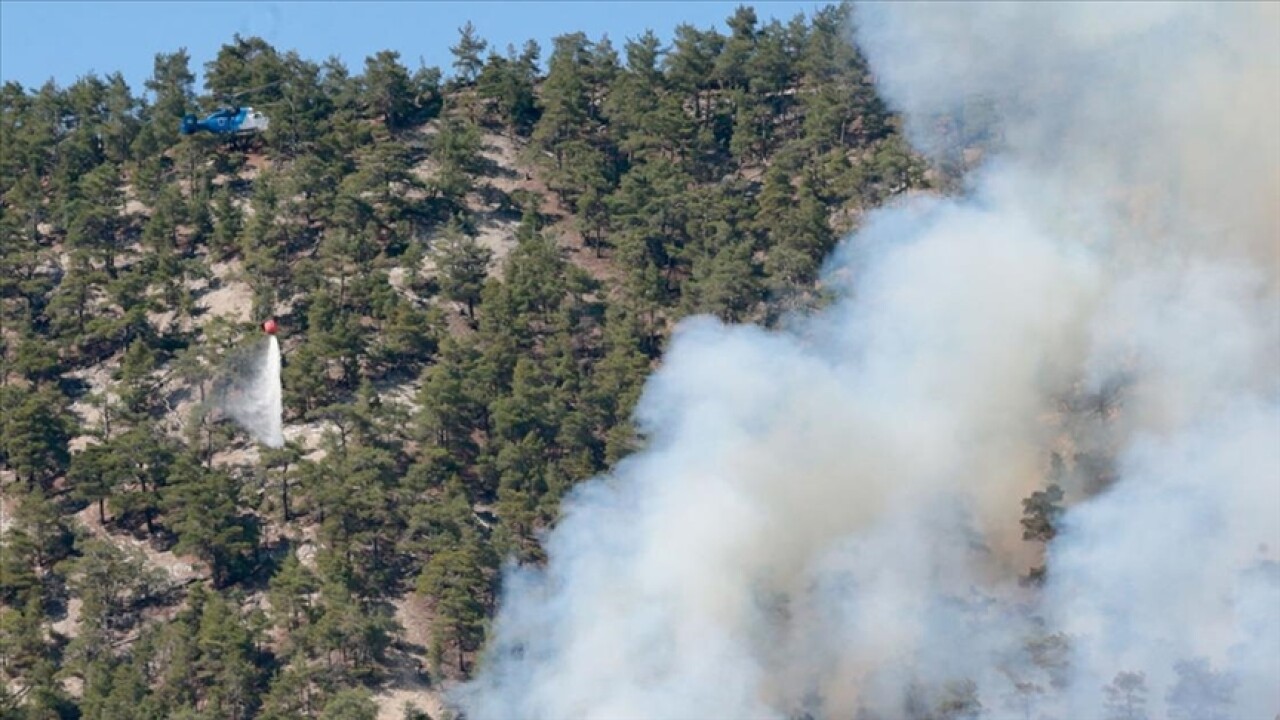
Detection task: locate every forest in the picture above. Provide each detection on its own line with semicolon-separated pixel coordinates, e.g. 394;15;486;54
0;5;936;718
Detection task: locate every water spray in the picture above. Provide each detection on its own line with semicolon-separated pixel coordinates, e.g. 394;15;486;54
212;319;285;448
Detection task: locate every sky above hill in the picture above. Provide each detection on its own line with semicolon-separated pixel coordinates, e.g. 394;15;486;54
1;1;823;94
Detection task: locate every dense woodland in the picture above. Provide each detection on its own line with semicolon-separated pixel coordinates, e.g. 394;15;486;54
0;5;1233;720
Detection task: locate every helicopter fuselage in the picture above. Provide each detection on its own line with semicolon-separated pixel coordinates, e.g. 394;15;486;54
180;106;270;136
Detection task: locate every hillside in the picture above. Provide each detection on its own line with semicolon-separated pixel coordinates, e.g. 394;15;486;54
0;6;941;719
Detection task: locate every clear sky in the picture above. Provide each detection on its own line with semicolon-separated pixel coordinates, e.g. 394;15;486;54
1;1;830;95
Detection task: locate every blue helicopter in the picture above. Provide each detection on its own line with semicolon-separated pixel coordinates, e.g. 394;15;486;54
180;80;283;137
180;105;271;136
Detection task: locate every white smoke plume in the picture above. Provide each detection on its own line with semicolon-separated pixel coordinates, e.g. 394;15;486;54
211;336;284;448
458;3;1279;719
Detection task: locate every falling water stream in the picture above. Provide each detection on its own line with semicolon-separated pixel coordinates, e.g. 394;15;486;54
216;335;284;448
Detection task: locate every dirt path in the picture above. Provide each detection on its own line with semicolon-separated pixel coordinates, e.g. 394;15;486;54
373;594;452;720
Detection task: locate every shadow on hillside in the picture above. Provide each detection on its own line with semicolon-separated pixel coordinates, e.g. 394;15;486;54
58;375;91;401
478;147;521;181
475;184;522;219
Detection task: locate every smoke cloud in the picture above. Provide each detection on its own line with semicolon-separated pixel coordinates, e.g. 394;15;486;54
459;4;1279;719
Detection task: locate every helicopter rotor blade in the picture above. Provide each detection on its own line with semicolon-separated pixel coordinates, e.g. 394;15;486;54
223;78;286;102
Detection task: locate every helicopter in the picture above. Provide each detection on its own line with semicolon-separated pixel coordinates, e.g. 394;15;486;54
180;105;270;136
179;80;284;138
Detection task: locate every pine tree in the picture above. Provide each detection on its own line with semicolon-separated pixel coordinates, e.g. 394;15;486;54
363;50;415;130
0;588;46;677
320;688;379;720
532;32;594;171
451;22;489;86
203;34;285;106
65;161;126;277
166;458;260;587
312;445;404;598
432;219;492;319
1166;658;1236;720
0;523;43;608
429;115;484;210
66;538;165;640
414;337;487;469
1103;671;1149;720
268;552;319;636
716;6;759;92
665;24;723;121
310;578;398;677
936;678;983;719
686;237;761;322
105;423;175;536
417;540;492;675
476;40;541;137
193;589;265;719
143;49;196;148
1021;482;1065;584
96;660;152;720
1;385;74;488
67;442;129;524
